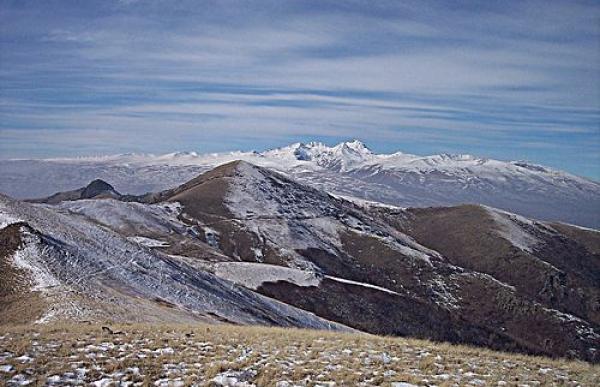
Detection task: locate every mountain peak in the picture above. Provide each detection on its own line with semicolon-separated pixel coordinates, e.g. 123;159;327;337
86;178;114;189
261;140;373;171
334;139;371;153
217;159;258;174
332;139;372;159
29;178;120;204
81;179;118;199
180;160;258;186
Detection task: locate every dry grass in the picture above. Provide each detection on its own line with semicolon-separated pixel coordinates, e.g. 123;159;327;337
0;323;598;386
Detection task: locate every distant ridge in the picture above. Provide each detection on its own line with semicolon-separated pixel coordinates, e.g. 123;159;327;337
4;140;599;227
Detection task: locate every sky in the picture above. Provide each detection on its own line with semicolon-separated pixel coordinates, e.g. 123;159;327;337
0;0;599;179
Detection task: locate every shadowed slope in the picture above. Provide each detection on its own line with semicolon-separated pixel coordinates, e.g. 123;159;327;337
399;205;600;325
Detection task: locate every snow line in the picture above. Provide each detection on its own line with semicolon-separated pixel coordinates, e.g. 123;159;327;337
324;275;400;295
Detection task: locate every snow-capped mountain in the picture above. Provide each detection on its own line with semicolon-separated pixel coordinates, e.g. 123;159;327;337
1;140;598;227
262;139;375;171
6;161;599;361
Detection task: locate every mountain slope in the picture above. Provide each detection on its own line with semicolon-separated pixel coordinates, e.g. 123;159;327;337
0;222;48;325
5;161;600;361
0;194;350;330
41;161;599;361
397;204;600;326
4;140;598;227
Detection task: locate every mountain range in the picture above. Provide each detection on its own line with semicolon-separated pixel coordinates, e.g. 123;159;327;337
1;159;599;362
1;140;598;228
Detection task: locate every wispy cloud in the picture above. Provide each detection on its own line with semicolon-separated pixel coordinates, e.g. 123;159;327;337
0;0;598;178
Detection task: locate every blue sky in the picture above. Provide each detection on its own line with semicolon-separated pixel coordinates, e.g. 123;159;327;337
1;0;599;179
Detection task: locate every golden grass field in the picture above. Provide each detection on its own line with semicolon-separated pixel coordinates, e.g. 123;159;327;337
0;323;598;386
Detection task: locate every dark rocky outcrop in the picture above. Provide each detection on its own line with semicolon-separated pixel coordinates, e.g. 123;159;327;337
30;179;120;204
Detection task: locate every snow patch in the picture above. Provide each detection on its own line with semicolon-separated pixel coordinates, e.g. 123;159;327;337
459;272;517;292
485;207;542;253
10;229;60;291
127;236;170;247
211;370;256;387
332;193;405;210
427;275;460;310
324;275;399;295
214;262;320;290
555;222;600;233
215;262;402;296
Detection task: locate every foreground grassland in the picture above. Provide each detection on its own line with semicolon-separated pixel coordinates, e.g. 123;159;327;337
0;323;598;386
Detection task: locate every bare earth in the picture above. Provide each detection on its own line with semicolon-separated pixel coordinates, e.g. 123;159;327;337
0;323;598;386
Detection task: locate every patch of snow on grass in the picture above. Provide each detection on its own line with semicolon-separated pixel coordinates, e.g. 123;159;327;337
11;229;60;291
555;222;600;233
485;206;542;253
324;275;399;295
14;355;33;363
459;272;517;292
426;275;460;310
214;262;320;290
332;193;405;210
217;262;405;297
127;236;170;247
543;308;600;341
91;378;115;387
211;370;256;387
